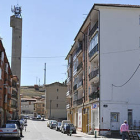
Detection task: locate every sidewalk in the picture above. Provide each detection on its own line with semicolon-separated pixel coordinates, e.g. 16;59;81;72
73;130;104;138
73;130;122;139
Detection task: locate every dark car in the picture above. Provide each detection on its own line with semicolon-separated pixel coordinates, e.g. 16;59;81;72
63;123;76;134
7;120;23;137
56;122;61;131
50;120;57;129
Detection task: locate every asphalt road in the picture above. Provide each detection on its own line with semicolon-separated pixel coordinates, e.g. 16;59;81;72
1;119;122;140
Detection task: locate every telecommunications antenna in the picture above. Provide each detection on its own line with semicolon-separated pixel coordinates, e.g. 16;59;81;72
11;4;22;18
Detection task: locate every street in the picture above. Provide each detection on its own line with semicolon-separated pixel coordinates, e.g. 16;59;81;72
17;120;121;140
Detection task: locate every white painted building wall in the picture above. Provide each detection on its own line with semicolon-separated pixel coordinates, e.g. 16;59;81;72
99;6;140;135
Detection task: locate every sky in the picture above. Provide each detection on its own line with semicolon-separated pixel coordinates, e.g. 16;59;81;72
0;0;140;86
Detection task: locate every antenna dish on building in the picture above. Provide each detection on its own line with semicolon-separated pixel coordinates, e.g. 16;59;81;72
11;4;22;18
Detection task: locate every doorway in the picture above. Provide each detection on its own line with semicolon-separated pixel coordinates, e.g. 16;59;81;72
110;112;120;130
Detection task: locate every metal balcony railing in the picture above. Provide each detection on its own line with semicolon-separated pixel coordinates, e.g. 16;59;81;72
89;90;99;101
67;77;71;84
73;84;77;91
77;97;83;105
89;21;98;38
76;44;82;55
66;104;70;109
11;104;17;109
12;94;17;99
77;80;83;88
88;44;98;58
77;62;83;72
89;69;99;81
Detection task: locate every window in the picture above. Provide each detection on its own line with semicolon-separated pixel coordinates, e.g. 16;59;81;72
57;96;58;99
57;89;58;92
57;104;58;108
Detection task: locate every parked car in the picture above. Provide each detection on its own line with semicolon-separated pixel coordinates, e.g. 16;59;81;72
47;120;55;127
60;120;71;132
0;123;20;139
7;120;23;137
37;115;41;119
50;120;57;129
62;123;76;134
56;122;61;131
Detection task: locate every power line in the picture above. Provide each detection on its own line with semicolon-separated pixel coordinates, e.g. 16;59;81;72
112;64;140;88
8;56;66;59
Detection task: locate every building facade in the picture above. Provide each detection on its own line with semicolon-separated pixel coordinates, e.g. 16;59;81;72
21;98;36;115
0;40;12;126
44;82;67;119
11;76;19;119
34;101;45;117
66;4;140;135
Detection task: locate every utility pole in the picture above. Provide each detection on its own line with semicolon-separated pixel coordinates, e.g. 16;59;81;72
44;63;46;85
50;100;52;119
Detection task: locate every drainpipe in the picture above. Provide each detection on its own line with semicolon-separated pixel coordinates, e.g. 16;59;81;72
94;8;101;136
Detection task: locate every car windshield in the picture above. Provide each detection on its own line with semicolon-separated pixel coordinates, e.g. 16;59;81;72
52;121;57;124
6;124;16;128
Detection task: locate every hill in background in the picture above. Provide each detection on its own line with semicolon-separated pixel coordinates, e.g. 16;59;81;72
20;86;45;98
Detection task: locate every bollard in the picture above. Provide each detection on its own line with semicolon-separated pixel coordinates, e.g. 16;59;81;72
95;130;97;138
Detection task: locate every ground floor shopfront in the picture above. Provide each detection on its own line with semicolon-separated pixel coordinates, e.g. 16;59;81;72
67;101;99;134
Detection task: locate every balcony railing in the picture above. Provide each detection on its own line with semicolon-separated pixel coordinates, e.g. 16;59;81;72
76;44;82;55
11;104;17;109
89;90;99;101
12;94;17;99
73;84;77;91
89;69;99;81
77;80;83;88
77;62;83;72
73;100;77;106
77;97;83;105
66;104;70;109
67;77;71;84
66;91;71;97
88;44;98;58
89;21;98;38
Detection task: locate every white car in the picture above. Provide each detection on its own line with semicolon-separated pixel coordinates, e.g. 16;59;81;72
0;124;20;139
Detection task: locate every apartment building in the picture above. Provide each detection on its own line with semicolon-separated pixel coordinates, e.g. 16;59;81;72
34;101;45;117
0;40;12;126
44;82;67;119
21;98;36;115
66;4;140;135
11;76;19;119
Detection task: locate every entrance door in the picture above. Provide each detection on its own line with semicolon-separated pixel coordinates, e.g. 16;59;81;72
110;112;120;130
128;109;133;129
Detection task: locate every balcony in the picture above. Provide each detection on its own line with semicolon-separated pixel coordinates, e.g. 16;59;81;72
88;44;98;59
89;90;99;101
77;97;83;105
66;104;70;109
77;62;83;72
89;69;99;81
12;94;17;99
73;84;77;91
77;79;83;89
67;77;71;84
76;44;82;56
11;104;17;109
73;54;77;61
89;21;98;38
66;91;71;98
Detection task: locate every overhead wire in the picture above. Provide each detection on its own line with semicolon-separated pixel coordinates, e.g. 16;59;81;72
112;64;140;88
